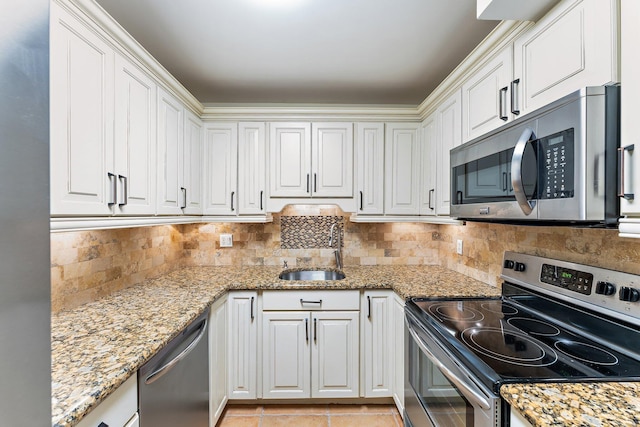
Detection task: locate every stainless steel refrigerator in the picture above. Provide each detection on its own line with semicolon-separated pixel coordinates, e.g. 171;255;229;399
0;0;51;425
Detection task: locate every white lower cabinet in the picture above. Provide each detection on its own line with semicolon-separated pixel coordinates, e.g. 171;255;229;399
510;407;534;427
362;291;393;398
228;291;258;399
261;290;360;399
392;293;405;416
209;295;228;425
76;374;138;427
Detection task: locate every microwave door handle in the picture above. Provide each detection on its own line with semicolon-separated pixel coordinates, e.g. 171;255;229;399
511;127;536;215
406;318;491;411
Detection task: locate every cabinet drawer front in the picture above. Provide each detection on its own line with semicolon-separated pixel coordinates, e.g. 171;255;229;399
263;290;360;311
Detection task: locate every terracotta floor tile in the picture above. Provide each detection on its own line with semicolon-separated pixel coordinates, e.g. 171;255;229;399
261;414;329;427
262;404;329;415
330;414;399;427
328;404;395;414
222;405;263;415
215;415;261;427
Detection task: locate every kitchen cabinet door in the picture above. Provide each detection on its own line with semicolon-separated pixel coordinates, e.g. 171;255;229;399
50;4;115;216
228;292;258;399
510;408;534;427
113;54;156;215
392;293;405;415
203;123;238;215
312;123;354;197
312;311;359;398
183;110;203;215
362;291;392;398
384;123;421;215
436;89;462;216
209;295;228;425
619;0;640;219
513;0;617;115
356;123;385;214
156;87;184;215
269;122;312;198
76;374;137;427
262;312;311;399
238;122;266;215
462;47;514;142
420;113;438;216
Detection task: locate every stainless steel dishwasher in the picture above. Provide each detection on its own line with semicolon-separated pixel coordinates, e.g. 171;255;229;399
138;309;209;427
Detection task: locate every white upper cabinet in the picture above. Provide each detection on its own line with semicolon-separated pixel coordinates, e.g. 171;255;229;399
384;123;421;215
435;89;462;216
513;0;618;115
113;54;157;215
356;123;385;215
238;123;267;215
50;4;115;216
183;110;203;215
462;47;514;142
203;123;238;215
420;113;438;216
312;123;354;197
269;122;353;199
156;87;184;215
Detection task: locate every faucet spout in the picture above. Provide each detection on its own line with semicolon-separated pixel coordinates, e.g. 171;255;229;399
329;223;343;270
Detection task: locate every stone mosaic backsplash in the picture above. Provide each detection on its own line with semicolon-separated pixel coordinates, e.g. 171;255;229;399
280;215;343;249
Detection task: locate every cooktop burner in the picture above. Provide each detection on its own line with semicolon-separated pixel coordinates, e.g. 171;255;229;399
554;341;619;366
507;318;560;336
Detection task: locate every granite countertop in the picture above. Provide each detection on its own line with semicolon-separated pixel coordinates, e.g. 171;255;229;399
52;264;500;427
501;382;640;427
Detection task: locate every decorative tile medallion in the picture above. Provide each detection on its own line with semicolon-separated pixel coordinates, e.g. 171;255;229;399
280;215;344;249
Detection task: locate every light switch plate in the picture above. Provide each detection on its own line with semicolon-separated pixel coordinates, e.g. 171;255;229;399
456;239;463;255
220;234;233;248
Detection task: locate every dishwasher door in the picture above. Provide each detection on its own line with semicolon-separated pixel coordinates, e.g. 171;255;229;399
138;309;209;427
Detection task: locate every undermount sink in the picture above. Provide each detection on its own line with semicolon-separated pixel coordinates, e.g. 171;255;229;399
279;270;346;281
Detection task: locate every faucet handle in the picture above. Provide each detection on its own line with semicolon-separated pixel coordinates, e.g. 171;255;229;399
283;260;288;269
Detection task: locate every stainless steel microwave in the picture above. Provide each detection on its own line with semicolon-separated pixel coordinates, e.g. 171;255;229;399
450;86;620;224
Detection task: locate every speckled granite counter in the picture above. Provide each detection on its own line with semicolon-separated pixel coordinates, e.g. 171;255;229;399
501;382;640;426
51;265;501;427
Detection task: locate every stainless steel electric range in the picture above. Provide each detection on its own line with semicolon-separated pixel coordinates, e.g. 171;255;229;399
404;251;640;427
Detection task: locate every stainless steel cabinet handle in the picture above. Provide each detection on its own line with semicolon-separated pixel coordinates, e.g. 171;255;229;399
250;296;254;320
619;145;635;200
306;174;310;193
314;173;317;193
260;190;264;210
359;191;363;211
313;318;317;343
300;299;322;305
107;172;117;206
98;423;108;427
502;172;508;192
118;175;128;206
230;191;235;211
511;127;536;215
367;295;371;319
499;86;508;121
305;318;309;342
510;79;520;115
180;187;187;209
145;318;207;385
406;317;490;410
428;189;434;210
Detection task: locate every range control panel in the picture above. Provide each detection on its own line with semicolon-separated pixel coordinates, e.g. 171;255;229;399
501;251;640;323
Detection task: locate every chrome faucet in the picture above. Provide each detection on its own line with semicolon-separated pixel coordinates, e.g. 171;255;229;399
329;223;343;270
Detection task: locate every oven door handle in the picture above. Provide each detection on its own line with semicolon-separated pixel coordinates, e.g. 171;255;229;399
406;319;491;410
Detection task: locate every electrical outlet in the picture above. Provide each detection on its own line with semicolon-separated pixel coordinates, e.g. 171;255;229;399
220;234;233;248
456;239;463;255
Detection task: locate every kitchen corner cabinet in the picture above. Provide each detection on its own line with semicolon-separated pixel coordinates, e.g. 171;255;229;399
269;122;354;199
435;89;462;216
356;123;385;215
203;123;238;215
238;122;267;215
362;291;393;398
50;3;115;216
261;290;360;399
182;110;203;215
392;293;405;415
209;295;228;425
384;123;421;215
156;87;184;215
228;291;258;399
512;0;618;115
76;374;138;427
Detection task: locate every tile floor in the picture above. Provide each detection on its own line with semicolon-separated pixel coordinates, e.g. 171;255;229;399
216;404;403;427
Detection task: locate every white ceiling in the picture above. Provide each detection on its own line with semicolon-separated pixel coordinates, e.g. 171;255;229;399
95;0;498;105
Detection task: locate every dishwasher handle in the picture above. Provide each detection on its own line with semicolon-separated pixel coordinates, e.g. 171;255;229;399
144;317;208;385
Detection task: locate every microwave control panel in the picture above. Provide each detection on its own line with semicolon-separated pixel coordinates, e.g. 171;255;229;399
539;128;574;199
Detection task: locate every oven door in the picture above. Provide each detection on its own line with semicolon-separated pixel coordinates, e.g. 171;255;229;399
404;311;500;427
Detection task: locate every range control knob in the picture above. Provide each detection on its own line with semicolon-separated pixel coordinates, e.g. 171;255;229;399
619;287;640;302
514;262;526;272
595;281;616;296
503;260;515;269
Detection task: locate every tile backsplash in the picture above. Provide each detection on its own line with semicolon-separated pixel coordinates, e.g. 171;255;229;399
50;205;640;312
